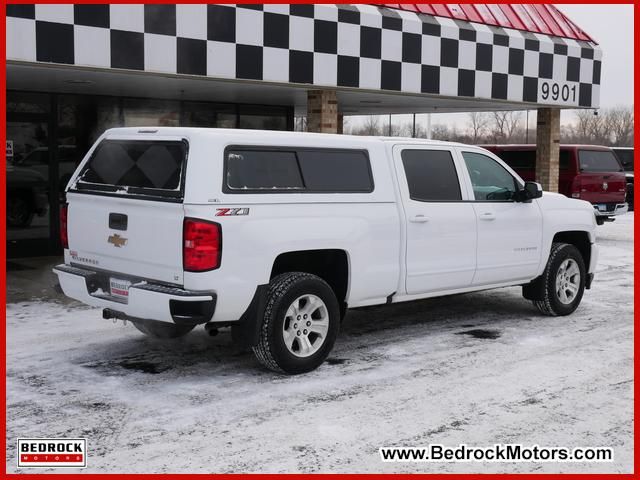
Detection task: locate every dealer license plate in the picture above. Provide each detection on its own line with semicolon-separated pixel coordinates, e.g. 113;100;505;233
109;277;131;302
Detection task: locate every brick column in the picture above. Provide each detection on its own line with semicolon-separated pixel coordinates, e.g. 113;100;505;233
535;108;561;192
307;90;338;133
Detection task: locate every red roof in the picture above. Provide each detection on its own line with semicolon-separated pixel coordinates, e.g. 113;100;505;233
379;4;595;43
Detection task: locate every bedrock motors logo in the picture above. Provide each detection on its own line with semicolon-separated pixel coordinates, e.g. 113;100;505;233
17;438;87;468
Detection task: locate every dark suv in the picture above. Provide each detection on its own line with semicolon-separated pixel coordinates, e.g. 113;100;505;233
612;147;633;211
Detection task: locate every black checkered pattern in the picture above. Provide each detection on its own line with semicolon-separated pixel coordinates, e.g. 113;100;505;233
6;4;601;107
83;140;183;189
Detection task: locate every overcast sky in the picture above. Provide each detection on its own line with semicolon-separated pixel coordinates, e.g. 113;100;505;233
348;4;634;131
559;4;634;108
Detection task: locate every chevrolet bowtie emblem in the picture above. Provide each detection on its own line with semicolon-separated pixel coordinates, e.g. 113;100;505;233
108;233;128;248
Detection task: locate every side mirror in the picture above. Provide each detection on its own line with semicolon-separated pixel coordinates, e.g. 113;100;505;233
523;181;543;200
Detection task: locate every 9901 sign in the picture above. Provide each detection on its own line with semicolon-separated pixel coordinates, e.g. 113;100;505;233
538;80;579;106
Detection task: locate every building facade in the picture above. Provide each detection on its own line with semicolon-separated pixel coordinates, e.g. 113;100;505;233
6;4;601;257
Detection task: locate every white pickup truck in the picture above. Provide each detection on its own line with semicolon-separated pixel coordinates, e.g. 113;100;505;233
54;128;598;374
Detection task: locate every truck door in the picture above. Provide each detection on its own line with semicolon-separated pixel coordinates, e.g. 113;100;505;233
393;145;477;295
457;149;543;285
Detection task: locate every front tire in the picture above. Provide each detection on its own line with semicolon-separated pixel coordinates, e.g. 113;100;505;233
253;272;340;374
132;320;195;339
533;243;586;316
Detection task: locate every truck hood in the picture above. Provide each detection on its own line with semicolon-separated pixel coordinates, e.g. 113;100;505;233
540;191;593;211
536;191;597;238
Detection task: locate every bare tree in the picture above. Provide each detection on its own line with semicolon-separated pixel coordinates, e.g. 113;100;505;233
608;106;634;146
360;115;382;135
346;107;633;145
430;124;452;141
572;109;593;142
490;111;523;143
590;113;612;144
571;109;613;144
341;116;351;134
490;112;508;142
467;112;490;143
506;112;523;140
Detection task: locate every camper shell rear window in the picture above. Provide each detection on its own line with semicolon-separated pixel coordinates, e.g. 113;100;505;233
223;146;374;193
73;139;188;201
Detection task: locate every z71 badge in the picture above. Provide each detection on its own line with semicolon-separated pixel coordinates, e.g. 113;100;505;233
216;208;250;216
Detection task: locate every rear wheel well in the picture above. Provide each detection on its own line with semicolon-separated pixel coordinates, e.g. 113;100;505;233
270;249;349;315
552;231;591;267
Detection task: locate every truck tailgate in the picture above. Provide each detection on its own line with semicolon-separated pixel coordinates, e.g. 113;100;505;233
65;136;188;285
577;149;627;204
67;194;184;286
578;172;627;204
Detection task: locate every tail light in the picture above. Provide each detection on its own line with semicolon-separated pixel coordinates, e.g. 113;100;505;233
571;177;582;198
60;203;69;249
183;218;222;272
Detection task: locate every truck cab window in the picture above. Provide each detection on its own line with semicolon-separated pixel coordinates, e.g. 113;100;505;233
401;149;461;201
462;151;518;201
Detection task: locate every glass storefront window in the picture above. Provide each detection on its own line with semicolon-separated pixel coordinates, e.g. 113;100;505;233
238;105;289;131
123;98;181;127
7;92;49;115
58;95;122;148
93;101;122;142
57;95;125;203
182;101;237;128
6;92;51;243
7;90;293;257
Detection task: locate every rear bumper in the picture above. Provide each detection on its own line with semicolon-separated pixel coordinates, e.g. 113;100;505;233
53;264;216;325
593;203;628;217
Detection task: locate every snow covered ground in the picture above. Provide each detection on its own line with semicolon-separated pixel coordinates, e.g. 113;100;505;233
6;214;633;473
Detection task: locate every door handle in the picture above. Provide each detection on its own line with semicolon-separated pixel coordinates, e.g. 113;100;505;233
109;213;128;230
479;212;496;221
409;215;430;223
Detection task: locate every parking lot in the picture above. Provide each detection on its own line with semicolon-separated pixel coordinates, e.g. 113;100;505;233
6;213;633;474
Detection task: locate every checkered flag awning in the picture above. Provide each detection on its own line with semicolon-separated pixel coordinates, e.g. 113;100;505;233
7;4;601;108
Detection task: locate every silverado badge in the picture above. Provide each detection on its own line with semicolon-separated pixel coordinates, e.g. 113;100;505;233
108;233;128;248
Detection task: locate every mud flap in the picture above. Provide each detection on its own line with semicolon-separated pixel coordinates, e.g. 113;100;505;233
231;284;269;347
522;275;545;301
585;273;594;290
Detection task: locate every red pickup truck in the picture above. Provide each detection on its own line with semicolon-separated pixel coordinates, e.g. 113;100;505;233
482;145;628;224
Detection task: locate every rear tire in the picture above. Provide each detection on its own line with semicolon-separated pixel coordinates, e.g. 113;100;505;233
252;272;340;374
132;320;195;339
533;243;586;316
